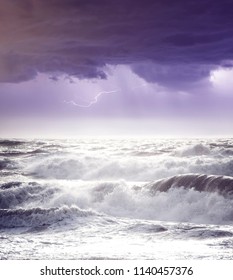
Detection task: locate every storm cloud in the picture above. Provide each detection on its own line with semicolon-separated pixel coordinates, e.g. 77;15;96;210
1;0;233;87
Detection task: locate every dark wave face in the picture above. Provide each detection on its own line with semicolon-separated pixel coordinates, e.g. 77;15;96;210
0;206;95;229
147;174;233;198
0;159;12;170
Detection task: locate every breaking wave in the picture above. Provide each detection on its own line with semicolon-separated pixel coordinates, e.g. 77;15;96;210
0;182;59;209
85;179;233;225
1;174;233;226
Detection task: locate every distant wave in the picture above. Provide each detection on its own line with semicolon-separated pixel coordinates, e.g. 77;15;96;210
0;140;25;147
176;143;211;156
147;174;233;198
22;153;233;181
0;149;47;157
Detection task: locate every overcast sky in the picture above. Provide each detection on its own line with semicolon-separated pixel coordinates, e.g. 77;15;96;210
1;0;233;137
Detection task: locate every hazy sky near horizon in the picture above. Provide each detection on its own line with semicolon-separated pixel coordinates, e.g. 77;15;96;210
1;0;233;136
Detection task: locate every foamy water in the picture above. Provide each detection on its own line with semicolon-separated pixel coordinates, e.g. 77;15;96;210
0;137;233;259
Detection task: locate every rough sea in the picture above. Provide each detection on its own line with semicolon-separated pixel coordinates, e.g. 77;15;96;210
0;137;233;260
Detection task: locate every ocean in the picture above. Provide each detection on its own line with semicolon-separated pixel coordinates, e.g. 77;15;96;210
0;137;233;259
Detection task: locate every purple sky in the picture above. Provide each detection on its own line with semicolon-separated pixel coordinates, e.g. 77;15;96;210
1;0;233;136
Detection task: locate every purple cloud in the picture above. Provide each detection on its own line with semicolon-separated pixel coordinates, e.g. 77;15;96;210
1;0;233;88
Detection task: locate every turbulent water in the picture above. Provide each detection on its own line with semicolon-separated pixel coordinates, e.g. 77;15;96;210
1;137;233;259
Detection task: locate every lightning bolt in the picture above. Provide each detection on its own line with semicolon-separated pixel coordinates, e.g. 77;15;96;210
64;89;118;108
64;82;148;108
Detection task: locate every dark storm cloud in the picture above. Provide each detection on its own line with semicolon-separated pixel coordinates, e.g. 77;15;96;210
1;0;233;86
